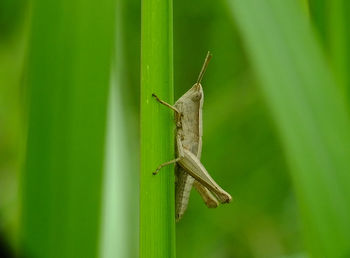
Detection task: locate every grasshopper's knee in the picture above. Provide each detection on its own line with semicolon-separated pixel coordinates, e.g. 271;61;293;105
177;153;185;161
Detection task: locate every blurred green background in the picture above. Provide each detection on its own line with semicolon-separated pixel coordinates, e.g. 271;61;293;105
1;0;350;257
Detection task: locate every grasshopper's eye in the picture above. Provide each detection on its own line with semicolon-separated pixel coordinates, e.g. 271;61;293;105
191;91;202;101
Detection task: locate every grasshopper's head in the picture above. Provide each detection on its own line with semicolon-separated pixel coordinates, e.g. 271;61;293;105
175;82;203;107
187;83;203;101
194;82;202;91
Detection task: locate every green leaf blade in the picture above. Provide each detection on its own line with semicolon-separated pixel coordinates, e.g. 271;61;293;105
20;0;116;257
229;0;350;257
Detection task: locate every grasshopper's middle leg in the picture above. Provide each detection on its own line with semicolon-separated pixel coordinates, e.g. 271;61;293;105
153;158;181;175
152;137;185;175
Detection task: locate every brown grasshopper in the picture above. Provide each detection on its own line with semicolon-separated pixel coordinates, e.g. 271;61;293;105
152;52;232;221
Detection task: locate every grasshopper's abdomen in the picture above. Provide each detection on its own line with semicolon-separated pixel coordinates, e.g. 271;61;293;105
175;166;195;222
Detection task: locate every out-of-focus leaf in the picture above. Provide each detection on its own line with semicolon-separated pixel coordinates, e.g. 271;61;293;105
309;0;350;99
20;0;116;257
229;0;350;257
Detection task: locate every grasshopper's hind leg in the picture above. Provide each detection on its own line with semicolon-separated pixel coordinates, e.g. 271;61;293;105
193;181;219;208
178;148;232;204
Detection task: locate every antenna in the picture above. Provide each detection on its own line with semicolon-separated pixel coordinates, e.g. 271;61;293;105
196;51;212;85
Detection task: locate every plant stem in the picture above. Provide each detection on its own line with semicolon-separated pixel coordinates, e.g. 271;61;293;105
140;0;175;257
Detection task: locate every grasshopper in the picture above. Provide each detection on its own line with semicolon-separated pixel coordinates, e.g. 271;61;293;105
152;52;232;221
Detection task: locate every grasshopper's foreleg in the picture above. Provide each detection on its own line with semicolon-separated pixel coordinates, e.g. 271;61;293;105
152;94;180;115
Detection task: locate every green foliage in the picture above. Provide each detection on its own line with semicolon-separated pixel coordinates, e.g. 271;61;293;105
20;0;116;257
230;0;350;257
1;0;350;257
100;1;139;257
309;0;350;98
140;0;176;257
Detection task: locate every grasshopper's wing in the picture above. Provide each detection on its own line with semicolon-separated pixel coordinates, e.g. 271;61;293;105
178;148;232;204
175;165;195;222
